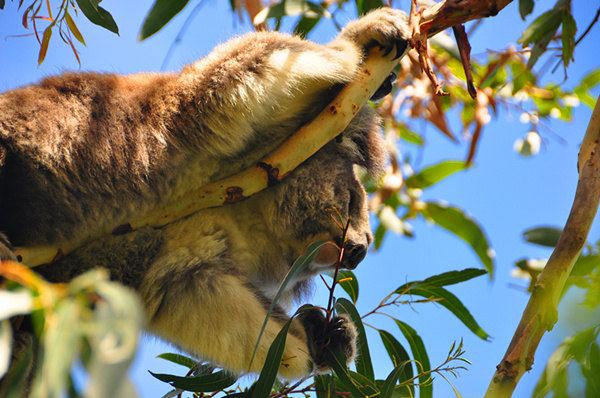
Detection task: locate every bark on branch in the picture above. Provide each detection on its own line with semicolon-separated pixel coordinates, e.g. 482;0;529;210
16;0;515;265
484;97;600;398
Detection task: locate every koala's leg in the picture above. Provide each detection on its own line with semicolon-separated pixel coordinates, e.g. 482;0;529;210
142;266;314;379
174;32;364;158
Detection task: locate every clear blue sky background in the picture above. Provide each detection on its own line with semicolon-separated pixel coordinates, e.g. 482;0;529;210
1;1;598;397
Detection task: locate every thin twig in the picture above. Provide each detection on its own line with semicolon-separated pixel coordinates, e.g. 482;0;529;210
161;0;206;71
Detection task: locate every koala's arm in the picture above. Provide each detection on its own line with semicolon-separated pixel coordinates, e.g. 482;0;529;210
141;261;355;379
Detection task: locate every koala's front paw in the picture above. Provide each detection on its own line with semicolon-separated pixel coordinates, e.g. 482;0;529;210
341;7;410;59
0;233;17;261
299;308;357;371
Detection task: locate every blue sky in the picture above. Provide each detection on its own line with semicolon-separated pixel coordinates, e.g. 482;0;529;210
0;1;598;397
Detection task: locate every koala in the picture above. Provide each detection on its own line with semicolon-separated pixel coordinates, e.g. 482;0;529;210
0;8;409;381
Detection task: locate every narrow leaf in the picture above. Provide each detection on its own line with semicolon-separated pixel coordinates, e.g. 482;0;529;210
75;0;119;34
419;268;487;287
523;226;562;247
327;349;374;397
405;160;466;189
379;330;414;395
337;270;359;304
408;287;490;340
518;9;562;46
157;353;198;369
149;370;236;392
561;12;577;67
335;298;374;380
423;202;495;277
394;320;432;398
140;0;191;40
65;12;86;45
252;319;294;398
380;363;411;398
250;241;325;367
38;26;52;65
314;374;335;398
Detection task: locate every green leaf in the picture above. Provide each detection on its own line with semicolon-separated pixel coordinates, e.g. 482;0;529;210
252;319;294;397
561;12;577;67
157;353;198;369
580;69;600;89
519;0;534;19
250;240;325;367
75;0;119;34
335;298;374;380
337;270;359;304
394;320;432;398
406;286;490;340
380;363;412;398
355;0;383;15
140;0;191;40
422;202;495;277
65;12;86;45
519;9;562;46
328;350;376;397
293;15;320;38
379;330;414;396
38;26;52;65
405;160;466;189
523;226;562;247
315;374;335;398
418;268;488;287
149;369;237;392
398;125;425;146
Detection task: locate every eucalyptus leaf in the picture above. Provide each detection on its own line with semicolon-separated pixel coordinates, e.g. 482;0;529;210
335;298;374;379
394;320;432;398
75;0;119;34
519;0;534;19
422;202;495;277
405;160;466;189
140;0;191;40
337;270;359;303
150;370;237;392
379;330;414;396
157;353;198;369
523;226;562;247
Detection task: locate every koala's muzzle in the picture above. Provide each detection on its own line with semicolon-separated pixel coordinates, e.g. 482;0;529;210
341;241;367;270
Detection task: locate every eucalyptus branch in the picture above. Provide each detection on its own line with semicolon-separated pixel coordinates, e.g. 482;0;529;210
16;0;516;267
484;97;600;398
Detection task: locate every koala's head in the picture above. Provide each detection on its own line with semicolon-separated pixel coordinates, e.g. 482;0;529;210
270;107;386;272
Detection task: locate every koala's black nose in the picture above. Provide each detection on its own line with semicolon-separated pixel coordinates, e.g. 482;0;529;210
342;241;367;270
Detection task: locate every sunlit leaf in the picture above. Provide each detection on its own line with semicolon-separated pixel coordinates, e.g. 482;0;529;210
0;289;33;320
150;369;237;393
422;202;495;277
65;12;86;45
405;160;466;189
394;319;432;398
523;226;562;247
335;298;374;379
75;0;119;34
157;353;198;369
140;0;191;40
337;270;359;304
398;125;424;146
38;26;52;65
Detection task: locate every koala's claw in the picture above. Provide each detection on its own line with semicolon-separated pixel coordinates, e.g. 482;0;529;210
341;7;410;58
299;308;357;371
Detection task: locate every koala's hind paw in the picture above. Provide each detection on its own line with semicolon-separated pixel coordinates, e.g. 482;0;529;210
341;7;410;60
299;308;357;371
